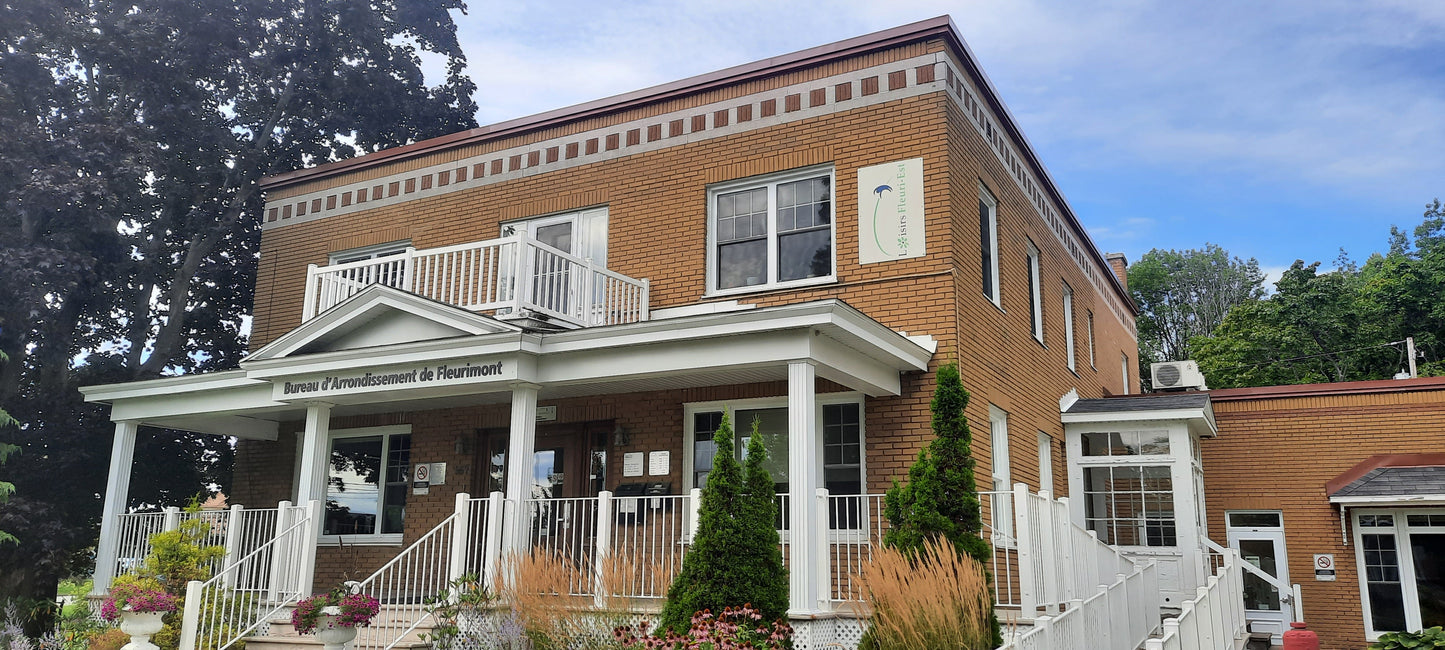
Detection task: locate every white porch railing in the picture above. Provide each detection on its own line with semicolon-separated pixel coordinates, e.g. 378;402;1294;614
178;500;319;650
101;504;293;595
302;234;650;328
1147;545;1248;650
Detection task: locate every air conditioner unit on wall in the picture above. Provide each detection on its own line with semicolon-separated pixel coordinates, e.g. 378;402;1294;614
1151;360;1207;391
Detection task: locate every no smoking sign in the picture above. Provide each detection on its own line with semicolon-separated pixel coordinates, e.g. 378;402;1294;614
1314;554;1335;581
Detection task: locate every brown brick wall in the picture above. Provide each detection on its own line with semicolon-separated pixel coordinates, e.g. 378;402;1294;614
1206;391;1445;648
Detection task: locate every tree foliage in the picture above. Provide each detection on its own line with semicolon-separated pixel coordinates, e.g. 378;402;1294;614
659;414;788;633
1195;203;1445;388
882;361;998;647
1128;244;1265;385
0;0;477;609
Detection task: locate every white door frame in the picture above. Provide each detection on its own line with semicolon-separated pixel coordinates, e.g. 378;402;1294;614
1226;510;1294;643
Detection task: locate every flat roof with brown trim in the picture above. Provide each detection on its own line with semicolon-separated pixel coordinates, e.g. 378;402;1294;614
1209;376;1445;402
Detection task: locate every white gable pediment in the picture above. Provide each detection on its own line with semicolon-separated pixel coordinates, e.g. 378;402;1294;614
248;285;519;361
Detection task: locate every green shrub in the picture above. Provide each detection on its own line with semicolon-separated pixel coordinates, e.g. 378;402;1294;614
1372;627;1445;650
658;414;788;634
880;361;999;647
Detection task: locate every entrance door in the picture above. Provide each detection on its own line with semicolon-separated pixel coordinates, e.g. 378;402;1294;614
1227;511;1294;642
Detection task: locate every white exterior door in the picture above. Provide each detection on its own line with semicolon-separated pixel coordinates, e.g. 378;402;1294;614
1227;511;1294;643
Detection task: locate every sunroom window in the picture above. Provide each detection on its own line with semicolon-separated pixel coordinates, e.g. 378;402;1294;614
709;167;835;294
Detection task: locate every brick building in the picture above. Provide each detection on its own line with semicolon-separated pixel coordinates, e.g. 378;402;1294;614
1204;377;1445;649
79;16;1175;648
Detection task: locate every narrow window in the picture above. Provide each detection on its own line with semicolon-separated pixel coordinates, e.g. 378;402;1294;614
1087;310;1096;369
1026;242;1043;342
1122;354;1131;394
979;184;1000;305
1063;283;1076;372
989;405;1012;536
1037;431;1054;495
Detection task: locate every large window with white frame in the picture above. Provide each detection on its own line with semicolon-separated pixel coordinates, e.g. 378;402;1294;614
1063;282;1076;372
979;184;1000;306
683;395;864;529
1077;429;1176;546
707;167;834;294
1353;509;1445;639
322;425;412;544
1026;242;1043;342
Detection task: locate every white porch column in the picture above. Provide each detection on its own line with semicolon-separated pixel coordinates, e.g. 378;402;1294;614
92;420;139;596
786;360;824;615
503;382;540;560
295;403;332;506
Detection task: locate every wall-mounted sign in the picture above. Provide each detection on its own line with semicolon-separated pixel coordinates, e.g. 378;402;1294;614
1314;554;1335;581
648;451;670;476
412;463;431;495
622;452;645;478
272;359;512;400
536;406;558;422
858;158;925;264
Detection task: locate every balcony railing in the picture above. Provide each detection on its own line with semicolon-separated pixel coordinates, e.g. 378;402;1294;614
302;234;650;328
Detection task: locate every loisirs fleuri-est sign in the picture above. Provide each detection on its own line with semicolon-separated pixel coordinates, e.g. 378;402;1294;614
274;360;511;400
857;158;925;264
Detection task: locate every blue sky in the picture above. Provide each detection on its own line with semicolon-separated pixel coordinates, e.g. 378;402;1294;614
436;0;1445;283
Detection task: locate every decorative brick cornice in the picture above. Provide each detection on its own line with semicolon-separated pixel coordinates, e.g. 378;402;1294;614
262;53;946;232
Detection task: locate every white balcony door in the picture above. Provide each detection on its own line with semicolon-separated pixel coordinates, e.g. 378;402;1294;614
504;208;608;320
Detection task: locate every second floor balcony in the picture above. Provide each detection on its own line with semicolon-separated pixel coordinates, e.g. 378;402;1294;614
302;234;650;329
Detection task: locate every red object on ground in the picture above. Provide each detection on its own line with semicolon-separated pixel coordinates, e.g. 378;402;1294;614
1283;621;1320;650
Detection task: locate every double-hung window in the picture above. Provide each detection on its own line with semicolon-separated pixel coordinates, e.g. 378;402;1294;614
979;184;1000;306
329;241;411;265
708;167;835;294
322;425;412;544
1026;242;1043;341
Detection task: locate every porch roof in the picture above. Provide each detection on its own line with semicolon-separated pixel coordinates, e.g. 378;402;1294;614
1328;454;1445;506
79;296;936;440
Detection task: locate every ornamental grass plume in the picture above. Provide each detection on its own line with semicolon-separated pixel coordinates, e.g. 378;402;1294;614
851;537;992;650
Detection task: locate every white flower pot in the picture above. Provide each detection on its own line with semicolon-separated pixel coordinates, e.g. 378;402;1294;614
313;612;359;650
118;610;167;650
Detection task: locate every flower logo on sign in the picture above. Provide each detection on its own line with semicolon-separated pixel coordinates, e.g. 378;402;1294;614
871;184;894;256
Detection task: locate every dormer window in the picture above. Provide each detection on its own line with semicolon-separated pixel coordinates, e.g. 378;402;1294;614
707;166;835;295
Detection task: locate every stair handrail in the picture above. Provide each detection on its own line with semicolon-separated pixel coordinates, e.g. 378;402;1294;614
178;501;318;650
349;492;475;649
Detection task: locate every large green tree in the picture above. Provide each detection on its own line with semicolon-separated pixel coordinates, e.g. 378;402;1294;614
0;0;477;612
1195;203;1445;388
1128;244;1265;386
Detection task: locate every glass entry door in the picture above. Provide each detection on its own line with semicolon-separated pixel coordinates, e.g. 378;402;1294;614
1226;511;1293;643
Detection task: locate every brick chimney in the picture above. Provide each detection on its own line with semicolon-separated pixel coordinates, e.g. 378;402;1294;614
1105;253;1128;293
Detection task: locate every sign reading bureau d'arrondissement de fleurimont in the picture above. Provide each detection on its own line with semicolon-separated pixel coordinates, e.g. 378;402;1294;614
272;360;512;400
857;158;925;265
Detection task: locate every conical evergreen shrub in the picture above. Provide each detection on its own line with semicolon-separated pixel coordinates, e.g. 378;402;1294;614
881;361;1001;646
658;414;788;633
